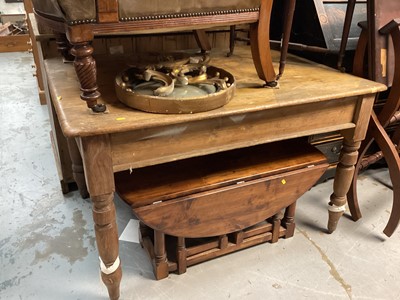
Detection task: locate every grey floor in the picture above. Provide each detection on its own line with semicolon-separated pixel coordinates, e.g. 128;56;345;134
1;51;400;300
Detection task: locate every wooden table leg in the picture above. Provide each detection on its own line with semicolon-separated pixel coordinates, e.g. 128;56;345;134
271;211;283;243
328;94;376;233
78;135;122;300
177;237;187;275
328;139;361;233
154;230;169;280
66;138;89;198
47;92;74;194
283;202;296;238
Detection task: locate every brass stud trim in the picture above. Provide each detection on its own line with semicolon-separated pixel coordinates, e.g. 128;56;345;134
119;8;259;22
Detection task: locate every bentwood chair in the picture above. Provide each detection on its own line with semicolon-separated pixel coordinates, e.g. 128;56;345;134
340;0;400;237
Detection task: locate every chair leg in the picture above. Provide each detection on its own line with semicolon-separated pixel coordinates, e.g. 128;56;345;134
369;112;400;236
391;122;400;146
277;0;296;79
348;20;400;236
347;20;386;223
347;134;374;221
69;40;106;113
227;25;236;57
193;29;211;53
54;32;74;62
352;26;369;78
249;0;277;87
346;22;371;221
337;0;357;71
348;113;400;237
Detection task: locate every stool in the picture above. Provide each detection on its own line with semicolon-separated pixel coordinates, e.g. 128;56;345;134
115;138;328;279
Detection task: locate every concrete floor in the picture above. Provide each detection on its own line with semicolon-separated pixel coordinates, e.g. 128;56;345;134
1;51;400;300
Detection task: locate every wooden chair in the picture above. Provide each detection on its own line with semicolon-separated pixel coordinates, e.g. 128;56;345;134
338;0;397;84
31;0;277;113
341;0;400;237
228;0;296;80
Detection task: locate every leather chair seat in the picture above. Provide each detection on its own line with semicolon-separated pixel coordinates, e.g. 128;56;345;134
32;0;261;25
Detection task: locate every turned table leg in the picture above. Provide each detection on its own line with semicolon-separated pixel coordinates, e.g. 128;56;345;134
271;211;283;243
95;193;123;300
328;93;376;233
177;237;187;275
328;139;361;233
283;202;296;238
78;135;122;299
154;230;169;280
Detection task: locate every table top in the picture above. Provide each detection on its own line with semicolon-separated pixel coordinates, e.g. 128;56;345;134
45;46;386;138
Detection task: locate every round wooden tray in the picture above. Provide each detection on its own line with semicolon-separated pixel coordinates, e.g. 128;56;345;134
115;66;236;114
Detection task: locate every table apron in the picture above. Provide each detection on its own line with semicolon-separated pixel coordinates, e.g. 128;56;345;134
110;96;360;172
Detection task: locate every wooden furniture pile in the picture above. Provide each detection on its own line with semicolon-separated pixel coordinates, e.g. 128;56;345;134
29;1;387;299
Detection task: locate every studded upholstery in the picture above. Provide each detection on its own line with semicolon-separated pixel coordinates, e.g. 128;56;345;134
32;0;261;24
119;0;261;21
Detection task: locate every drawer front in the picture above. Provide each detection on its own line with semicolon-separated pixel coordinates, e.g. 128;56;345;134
134;163;328;238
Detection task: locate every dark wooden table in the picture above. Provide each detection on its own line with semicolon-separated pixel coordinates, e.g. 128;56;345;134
44;46;386;299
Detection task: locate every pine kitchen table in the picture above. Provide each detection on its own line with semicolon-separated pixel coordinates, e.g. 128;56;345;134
43;46;386;299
